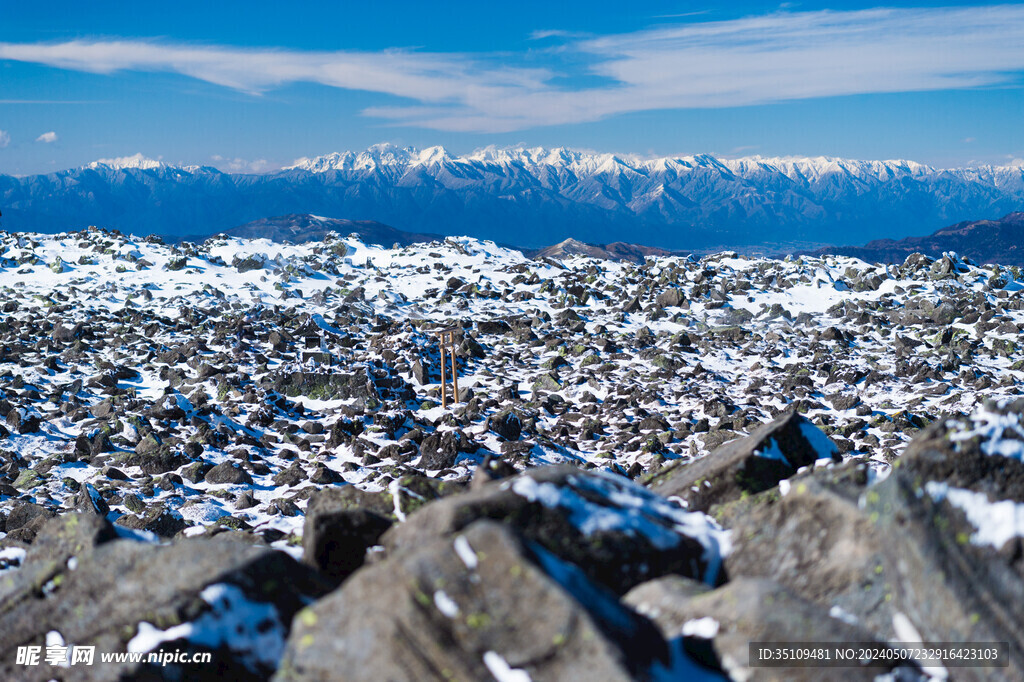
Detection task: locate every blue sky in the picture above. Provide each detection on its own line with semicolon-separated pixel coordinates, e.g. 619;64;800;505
1;1;1023;175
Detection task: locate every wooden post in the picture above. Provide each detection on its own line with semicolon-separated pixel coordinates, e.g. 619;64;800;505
449;341;459;403
436;327;460;408
439;334;448;409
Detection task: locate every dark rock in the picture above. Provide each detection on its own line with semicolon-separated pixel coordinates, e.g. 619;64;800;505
645;410;839;512
827;393;861;411
6;503;57;533
115;506;187;538
204;461;254;485
410;360;428;385
273;464;307;487
74;483;110;516
92;399;114;419
182;441;204;458
235;491;257;510
131;448;188;475
622;296;643;313
182;461;213;483
6;408;40;434
384;465;728;595
302;508;392;582
487;410;522;441
0;536;330;680
305;484;396;522
50;322;85;343
477;320;512;334
418;430;476;470
470;456;518;489
308;463;344;484
459;335;485;359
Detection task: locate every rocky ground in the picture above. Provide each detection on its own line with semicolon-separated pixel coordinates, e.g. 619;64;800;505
0;226;1022;680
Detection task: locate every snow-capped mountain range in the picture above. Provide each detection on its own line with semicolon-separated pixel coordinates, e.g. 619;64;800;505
2;144;1023;248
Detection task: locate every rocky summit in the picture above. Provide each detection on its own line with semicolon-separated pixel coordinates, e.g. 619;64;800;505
0;226;1023;680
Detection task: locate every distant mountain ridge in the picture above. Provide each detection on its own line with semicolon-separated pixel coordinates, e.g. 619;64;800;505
810;212;1024;265
2;144;1023;249
219;214;443;247
525;238;684;263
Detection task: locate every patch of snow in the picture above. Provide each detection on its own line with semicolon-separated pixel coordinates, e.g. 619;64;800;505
453;535;478;570
46;631;71;667
0;547;27;574
681;617;720;639
925;482;1024;548
388;478;407;522
892;611;948;680
127;583;286;671
948;406;1024;461
433;590;460;618
483;651;533;682
829;605;858;625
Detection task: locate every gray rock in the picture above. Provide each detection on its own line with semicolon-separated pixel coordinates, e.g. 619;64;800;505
656;288;683;308
418;430;476;470
74;483;110;516
115;506;187;538
92;400;114;419
384;465;729;594
645;410;839;512
276;521;663;682
724;463;895;636
6;502;57;533
23;513;119;570
625;576;912;681
0;536;330;681
305;483;397;522
827;393;861;411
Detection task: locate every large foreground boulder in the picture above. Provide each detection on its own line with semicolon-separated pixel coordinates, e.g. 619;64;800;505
276;520;668;682
624;576;915;681
383;465;730;594
726;400;1024;681
724;462;895;637
0;521;331;681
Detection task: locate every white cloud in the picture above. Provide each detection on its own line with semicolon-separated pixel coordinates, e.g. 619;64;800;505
35;131;57;143
211;156;277;173
1;5;1023;133
0;130;9;148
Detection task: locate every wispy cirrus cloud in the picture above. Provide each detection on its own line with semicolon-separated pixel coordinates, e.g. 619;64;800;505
35;131;57;143
0;130;10;148
1;5;1023;133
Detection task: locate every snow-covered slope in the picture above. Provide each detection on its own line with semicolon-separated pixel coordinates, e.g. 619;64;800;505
1;226;1023;676
0;225;1022;546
